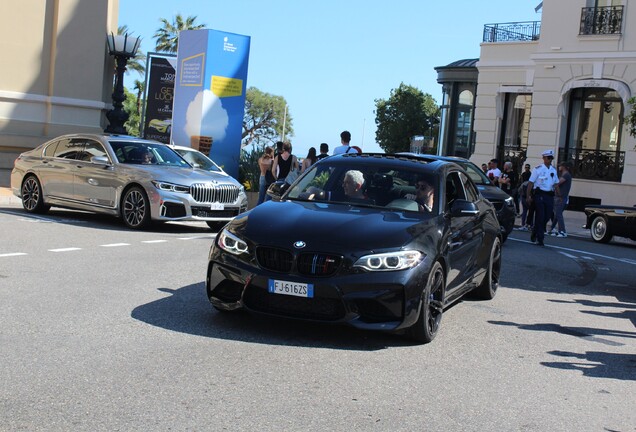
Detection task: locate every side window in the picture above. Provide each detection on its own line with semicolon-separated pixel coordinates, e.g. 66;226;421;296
53;139;82;159
43;140;61;158
460;172;480;202
445;172;466;209
82;140;108;162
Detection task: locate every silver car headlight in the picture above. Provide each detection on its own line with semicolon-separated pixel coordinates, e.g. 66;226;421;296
217;228;249;255
151;180;190;193
353;250;424;272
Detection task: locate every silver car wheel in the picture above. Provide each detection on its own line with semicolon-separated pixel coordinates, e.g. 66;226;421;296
22;177;40;211
122;187;149;229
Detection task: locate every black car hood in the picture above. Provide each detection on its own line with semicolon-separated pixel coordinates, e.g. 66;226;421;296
233;200;432;252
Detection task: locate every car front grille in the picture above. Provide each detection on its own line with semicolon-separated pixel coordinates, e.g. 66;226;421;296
256;247;294;272
243;286;346;321
190;183;240;204
255;248;342;276
297;253;342;276
490;200;504;211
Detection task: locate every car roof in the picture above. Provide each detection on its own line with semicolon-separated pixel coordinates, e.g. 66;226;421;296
327;152;463;175
51;133;163;145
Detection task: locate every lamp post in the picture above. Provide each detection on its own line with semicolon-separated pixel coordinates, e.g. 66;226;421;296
104;33;141;134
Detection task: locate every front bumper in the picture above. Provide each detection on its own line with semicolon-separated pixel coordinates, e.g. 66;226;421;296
206;246;432;332
147;188;248;223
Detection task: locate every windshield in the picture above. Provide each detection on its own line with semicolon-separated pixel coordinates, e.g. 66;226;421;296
110;141;191;168
175;148;223;172
285;161;439;214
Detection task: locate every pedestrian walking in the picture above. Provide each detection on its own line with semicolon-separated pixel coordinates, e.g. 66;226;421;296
549;161;573;237
499;161;519;214
526;150;559;246
333;131;359;155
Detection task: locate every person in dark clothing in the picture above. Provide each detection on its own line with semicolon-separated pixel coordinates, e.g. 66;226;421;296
499;161;519;214
317;143;329;160
272;142;298;182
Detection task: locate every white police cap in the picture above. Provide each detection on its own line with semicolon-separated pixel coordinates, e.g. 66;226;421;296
541;149;554;157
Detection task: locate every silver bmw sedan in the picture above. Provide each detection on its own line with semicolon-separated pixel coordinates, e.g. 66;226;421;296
10;134;248;230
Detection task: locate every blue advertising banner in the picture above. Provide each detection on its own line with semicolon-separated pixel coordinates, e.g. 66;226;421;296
171;29;251;178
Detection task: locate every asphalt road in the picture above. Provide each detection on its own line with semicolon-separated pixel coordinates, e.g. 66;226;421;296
0;204;634;432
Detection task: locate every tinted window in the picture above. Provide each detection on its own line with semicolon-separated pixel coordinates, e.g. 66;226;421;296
457;160;492;186
460;172;480;202
110;141;190;167
53;139;83;159
81;140;109;162
43;140;63;157
177;149;222;172
445;172;466;209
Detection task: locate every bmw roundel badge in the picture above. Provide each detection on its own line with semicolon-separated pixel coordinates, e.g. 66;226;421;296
294;241;306;249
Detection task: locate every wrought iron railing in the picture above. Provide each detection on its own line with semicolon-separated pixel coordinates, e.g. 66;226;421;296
580;6;623;35
563;149;625;182
483;21;541;42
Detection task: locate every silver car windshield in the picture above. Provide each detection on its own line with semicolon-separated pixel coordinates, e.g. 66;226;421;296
176;149;222;172
110;141;191;167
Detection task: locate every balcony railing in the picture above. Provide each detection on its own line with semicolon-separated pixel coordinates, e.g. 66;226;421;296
563;149;625;182
580;6;623;35
483;21;541;42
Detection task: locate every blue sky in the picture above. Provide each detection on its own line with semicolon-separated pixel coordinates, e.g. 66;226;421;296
119;0;541;157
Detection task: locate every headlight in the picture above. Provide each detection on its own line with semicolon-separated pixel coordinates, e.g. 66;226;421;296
353;250;424;272
151;181;190;193
505;197;514;207
217;228;249;255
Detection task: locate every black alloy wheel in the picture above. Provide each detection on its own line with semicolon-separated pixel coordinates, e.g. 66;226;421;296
590;215;612;243
409;261;445;344
121;186;151;229
473;237;502;300
21;175;50;214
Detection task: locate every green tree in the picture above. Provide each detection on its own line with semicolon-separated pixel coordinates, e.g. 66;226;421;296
374;83;439;153
123;87;140;136
154;14;206;53
626;97;636;145
242;87;293;148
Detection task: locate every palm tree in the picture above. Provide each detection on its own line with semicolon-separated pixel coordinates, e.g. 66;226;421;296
117;25;145;76
154;14;206;53
133;80;145;115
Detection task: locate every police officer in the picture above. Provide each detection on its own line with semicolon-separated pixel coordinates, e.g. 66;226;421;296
526;149;559;246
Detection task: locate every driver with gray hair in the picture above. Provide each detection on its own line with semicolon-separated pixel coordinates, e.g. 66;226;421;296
343;170;366;200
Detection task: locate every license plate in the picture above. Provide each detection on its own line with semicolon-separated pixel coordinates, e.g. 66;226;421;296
268;279;314;298
210;202;224;210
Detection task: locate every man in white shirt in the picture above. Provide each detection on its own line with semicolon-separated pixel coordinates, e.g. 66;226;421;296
332;130;360;155
526;149;559;246
486;159;501;185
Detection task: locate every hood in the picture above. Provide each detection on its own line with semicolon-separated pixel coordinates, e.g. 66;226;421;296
119;164;240;186
477;184;511;200
232;200;431;252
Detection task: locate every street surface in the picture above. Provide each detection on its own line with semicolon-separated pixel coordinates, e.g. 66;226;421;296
0;203;635;431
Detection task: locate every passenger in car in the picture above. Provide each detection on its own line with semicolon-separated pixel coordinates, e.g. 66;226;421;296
405;177;434;212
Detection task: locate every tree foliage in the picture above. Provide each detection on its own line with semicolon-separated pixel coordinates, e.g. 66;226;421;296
374;83;439;154
154;14;205;53
242;87;293;148
123;87;140;136
626;97;636;144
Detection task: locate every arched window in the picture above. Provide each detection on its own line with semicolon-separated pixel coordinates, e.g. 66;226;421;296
564;88;624;182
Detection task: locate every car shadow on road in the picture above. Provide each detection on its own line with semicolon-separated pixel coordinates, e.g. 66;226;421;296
0;206;216;234
130;282;416;351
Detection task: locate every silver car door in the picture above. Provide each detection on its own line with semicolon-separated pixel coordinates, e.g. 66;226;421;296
73;139;117;208
42;137;79;200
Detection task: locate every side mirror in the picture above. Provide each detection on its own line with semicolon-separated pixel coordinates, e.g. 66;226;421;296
450;199;479;217
91;156;110;165
191;163;201;169
267;180;290;201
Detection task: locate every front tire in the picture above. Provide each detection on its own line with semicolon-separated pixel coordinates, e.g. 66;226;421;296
121;186;151;229
21;175;50;214
473;237;501;300
590;215;612;243
408;262;445;344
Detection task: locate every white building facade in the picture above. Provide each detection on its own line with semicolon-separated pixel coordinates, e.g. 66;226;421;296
466;0;635;208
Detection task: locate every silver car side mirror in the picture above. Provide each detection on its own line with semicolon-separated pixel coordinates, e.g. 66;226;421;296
91;156;110;165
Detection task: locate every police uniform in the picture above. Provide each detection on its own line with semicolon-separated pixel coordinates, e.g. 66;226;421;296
529;150;559;245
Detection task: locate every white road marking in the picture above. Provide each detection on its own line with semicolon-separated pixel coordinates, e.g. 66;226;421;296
141;240;168;244
100;243;130;248
509;238;636;266
558;251;578;259
177;236;215;240
48;247;82;252
0;252;27;257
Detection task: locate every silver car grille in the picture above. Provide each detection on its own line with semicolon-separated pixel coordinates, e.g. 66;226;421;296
190;183;240;204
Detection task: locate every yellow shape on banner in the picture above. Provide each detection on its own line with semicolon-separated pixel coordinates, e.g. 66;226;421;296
212;76;243;97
